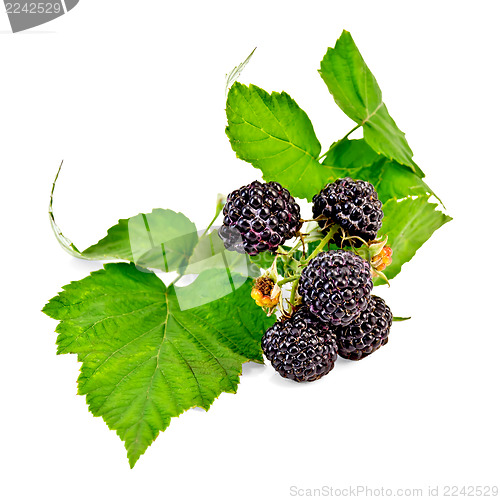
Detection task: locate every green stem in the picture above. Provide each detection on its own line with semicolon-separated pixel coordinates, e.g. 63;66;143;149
169;274;183;287
290;278;300;306
304;225;338;264
202;211;221;237
277;225;338;311
288;238;303;255
317;123;362;161
277;275;301;286
202;194;227;237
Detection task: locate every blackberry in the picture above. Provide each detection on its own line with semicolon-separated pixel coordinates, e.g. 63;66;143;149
299;249;373;326
335;295;393;360
312;178;383;245
261;308;337;382
218;181;301;255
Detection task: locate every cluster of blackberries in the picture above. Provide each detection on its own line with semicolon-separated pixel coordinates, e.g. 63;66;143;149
220;178;392;382
262;249;392;382
219;177;383;257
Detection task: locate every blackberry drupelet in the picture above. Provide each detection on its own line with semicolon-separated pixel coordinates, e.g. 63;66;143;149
312;177;383;245
335;295;392;360
261;308;337;382
218;181;301;255
299;249;373;326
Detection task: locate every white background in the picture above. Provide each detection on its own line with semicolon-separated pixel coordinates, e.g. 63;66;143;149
1;1;499;498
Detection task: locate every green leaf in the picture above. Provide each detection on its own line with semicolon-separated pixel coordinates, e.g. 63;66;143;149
322;139;432;203
375;196;452;283
43;263;273;468
323;137;380;168
393;316;411;322
82;209;198;272
319;30;422;175
226;82;326;200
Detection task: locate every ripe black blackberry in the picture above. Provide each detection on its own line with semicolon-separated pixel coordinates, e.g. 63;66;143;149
261;308;337;382
335;295;392;360
218;181;301;255
299;249;373;326
312;178;383;246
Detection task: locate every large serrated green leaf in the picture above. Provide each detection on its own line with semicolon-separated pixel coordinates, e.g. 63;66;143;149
82;209;198;272
319;30;423;176
375;196;452;283
43;263;273;468
322;139;432;203
226;82;329;200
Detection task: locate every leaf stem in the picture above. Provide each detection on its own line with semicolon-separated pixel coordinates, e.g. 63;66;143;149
202;195;226;237
317;123;362;161
202;212;220;237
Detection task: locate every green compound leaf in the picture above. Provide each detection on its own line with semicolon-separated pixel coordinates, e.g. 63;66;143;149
226;82;326;201
43;263;273;468
322;139;432;203
319;30;423;176
375;196;452;284
82;209;198;272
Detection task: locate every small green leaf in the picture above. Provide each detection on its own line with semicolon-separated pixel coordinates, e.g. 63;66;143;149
226;82;327;200
322;139;432;203
43;263;274;468
375;196;452;283
319;30;422;175
82;209;198;272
